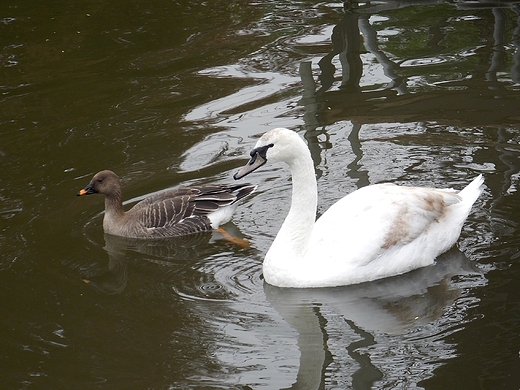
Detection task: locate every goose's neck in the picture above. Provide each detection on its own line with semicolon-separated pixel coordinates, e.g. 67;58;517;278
103;191;126;228
272;150;318;258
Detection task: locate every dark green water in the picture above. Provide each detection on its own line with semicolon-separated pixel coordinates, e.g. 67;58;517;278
1;1;519;389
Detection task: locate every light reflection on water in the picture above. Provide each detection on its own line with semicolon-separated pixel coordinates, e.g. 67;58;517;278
1;0;519;388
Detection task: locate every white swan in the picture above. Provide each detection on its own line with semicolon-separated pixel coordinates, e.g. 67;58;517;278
234;128;484;288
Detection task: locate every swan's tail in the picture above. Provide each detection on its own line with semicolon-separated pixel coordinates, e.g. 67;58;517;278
439;174;484;254
458;174;485;207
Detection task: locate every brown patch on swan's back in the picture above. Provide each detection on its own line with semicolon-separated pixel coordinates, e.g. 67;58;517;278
381;203;410;249
380;189;455;250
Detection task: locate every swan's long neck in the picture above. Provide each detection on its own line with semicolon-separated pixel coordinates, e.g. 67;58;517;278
270;145;318;259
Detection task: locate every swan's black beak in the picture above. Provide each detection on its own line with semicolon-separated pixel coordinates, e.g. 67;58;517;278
234;143;274;180
234;150;267;180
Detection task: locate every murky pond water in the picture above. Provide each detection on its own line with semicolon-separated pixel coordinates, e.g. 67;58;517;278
1;0;519;388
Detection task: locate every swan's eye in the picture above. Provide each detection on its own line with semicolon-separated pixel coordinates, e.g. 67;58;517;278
261;143;274;157
250;144;273;160
97;178;103;183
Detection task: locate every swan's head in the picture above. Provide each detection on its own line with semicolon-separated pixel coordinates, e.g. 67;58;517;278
234;128;306;180
77;170;122;198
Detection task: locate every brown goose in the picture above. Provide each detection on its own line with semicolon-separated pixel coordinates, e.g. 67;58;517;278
77;170;256;239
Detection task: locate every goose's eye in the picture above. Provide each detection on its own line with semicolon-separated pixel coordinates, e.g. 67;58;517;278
97;178;103;183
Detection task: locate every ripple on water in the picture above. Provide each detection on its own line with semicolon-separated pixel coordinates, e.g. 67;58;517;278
172;250;263;303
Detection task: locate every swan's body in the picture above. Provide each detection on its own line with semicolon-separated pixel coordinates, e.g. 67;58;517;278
78;170;256;239
234;128;484;288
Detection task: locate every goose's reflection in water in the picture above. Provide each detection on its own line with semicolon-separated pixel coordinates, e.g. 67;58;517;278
82;224;249;295
82;236;129;295
265;247;482;389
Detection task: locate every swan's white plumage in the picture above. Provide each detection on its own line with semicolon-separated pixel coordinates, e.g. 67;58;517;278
235;128;484;288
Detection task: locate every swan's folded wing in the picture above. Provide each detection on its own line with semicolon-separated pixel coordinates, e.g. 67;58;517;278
311;184;462;266
379;186;462;248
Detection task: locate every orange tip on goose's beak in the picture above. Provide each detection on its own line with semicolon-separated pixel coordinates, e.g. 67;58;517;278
77;182;96;196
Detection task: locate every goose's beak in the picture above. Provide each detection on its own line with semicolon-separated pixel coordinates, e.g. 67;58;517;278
234;151;267;180
77;182;96;196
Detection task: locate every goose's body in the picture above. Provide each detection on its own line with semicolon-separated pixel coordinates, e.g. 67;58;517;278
234;128;484;288
78;170;256;239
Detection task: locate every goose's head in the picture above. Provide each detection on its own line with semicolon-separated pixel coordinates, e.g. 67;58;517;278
234;128;305;179
77;170;122;198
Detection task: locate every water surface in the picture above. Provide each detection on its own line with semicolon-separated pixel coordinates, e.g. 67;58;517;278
1;0;519;389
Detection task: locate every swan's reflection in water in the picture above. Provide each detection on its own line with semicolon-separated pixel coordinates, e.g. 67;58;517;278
265;248;482;389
